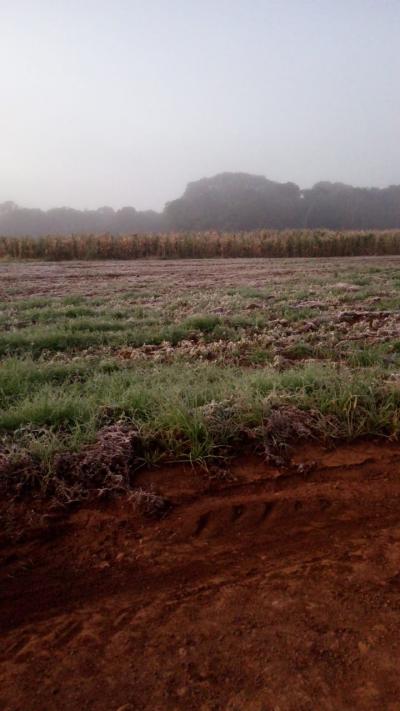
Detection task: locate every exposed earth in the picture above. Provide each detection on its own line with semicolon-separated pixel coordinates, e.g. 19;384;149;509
2;441;400;711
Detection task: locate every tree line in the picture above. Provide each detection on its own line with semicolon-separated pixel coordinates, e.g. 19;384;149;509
1;172;400;236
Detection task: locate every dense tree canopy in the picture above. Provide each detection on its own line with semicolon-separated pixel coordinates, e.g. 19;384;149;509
1;173;400;235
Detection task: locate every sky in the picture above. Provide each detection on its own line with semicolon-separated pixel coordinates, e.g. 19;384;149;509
0;0;399;211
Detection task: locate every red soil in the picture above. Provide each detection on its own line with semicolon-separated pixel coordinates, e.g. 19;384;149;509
2;441;400;710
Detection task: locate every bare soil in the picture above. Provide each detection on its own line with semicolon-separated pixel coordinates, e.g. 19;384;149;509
2;441;400;710
2;255;400;300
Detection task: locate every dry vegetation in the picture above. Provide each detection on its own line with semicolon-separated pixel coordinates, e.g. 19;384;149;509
1;256;400;499
2;229;400;261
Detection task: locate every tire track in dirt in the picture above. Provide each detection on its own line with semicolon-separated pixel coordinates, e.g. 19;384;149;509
2;442;400;710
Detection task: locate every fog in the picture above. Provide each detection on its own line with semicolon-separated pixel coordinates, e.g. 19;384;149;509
1;0;399;211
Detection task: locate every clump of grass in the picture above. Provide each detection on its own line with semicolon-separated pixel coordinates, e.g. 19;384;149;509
234;287;272;300
346;345;389;368
261;405;322;466
63;295;86;306
183;314;221;333
283;342;315;359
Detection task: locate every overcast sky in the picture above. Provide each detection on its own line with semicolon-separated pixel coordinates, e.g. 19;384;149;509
1;0;399;211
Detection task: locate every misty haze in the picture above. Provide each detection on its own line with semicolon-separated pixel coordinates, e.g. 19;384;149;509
1;1;399;216
2;173;400;235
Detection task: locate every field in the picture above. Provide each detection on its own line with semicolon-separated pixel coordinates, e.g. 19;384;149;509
2;229;400;261
2;256;400;709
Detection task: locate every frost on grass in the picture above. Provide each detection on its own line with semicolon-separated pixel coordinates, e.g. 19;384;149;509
1;257;400;500
53;423;138;498
0;423;142;501
261;406;330;467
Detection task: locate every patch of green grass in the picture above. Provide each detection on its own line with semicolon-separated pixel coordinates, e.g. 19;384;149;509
228;314;267;329
0;388;92;430
0;357;123;406
16;306;99;324
279;306;318;322
338;289;371;304
372;297;400;310
183;314;221;333
63;307;99;319
1;362;399;468
247;348;273;365
350;276;370;286
233;286;272;300
345;344;390;368
62;295;86;306
14;297;52;311
67;319;130;333
284;342;315;359
0;329;114;356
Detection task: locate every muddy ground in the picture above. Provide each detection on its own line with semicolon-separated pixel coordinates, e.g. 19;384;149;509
2;441;400;710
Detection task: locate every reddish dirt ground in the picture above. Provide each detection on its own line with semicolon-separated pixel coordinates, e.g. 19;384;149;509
2;441;400;710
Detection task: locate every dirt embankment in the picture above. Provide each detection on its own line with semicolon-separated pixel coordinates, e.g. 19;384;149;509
2;442;400;710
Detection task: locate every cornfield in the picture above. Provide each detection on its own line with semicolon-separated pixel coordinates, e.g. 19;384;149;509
1;229;400;261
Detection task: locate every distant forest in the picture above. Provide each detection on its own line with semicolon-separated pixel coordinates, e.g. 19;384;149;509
2;172;400;235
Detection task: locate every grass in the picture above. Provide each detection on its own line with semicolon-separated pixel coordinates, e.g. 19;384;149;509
1;361;398;460
1;255;400;496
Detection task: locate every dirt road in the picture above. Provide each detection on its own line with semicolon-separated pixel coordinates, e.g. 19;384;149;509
2;442;400;710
